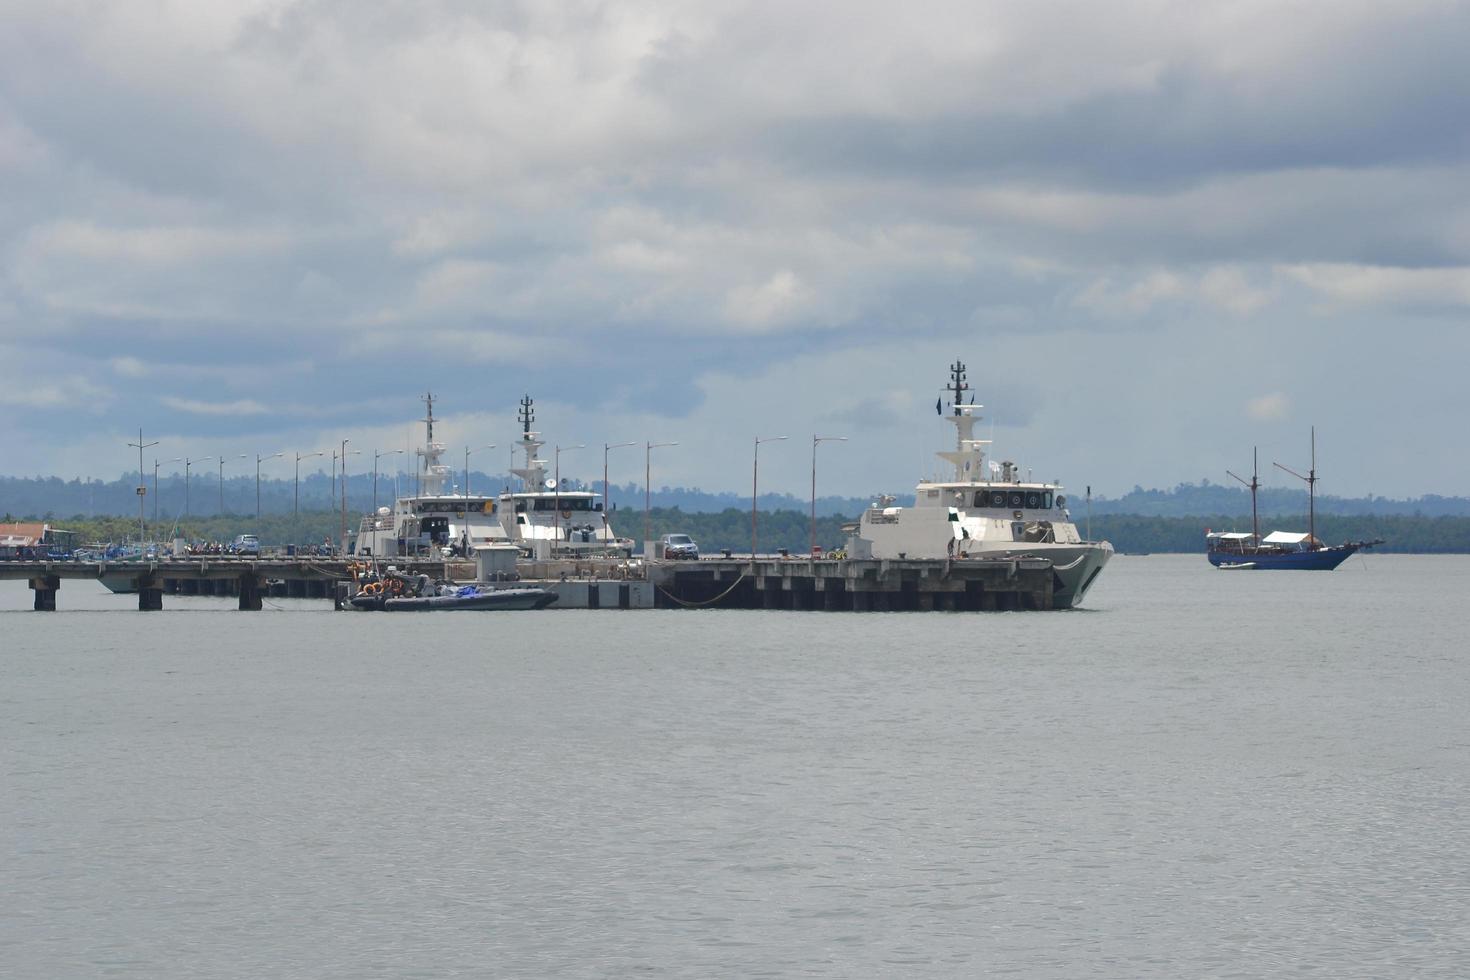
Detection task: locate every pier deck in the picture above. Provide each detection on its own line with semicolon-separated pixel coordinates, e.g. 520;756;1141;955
2;553;1062;611
0;558;467;610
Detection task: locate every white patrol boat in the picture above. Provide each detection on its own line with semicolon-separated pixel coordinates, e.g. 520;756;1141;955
845;360;1112;608
353;392;511;559
498;396;633;558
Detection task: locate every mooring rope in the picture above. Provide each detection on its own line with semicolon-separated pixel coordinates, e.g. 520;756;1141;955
655;574;747;608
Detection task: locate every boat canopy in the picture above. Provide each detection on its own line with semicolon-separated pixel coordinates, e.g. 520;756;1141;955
1262;531;1310;544
1208;531;1256;541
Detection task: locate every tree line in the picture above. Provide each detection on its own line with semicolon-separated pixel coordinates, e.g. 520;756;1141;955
12;507;1470;554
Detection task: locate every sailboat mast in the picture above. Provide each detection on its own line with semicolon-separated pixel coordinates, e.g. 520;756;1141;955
1252;447;1259;542
1272;429;1320;546
1226;448;1261;543
1309;426;1316;544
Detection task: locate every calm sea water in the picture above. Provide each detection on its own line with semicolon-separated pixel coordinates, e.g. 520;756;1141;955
3;555;1469;978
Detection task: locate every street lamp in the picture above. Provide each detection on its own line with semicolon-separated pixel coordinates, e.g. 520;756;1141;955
338;439;360;556
603;442;635;541
753;436;788;558
295;451;325;546
375;448;406;513
219;454;246;515
811;435;848;557
644;441;678;554
127;429;158;544
256;452;284;531
182;456;214;523
554;444;584;555
464;445;495;499
152;458;163;526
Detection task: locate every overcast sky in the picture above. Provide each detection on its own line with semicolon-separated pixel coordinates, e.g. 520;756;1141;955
3;1;1467;499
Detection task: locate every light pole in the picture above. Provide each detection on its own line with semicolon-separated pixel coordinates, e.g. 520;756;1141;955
182;456;213;524
219;454;246;515
338;439;359;556
554;444;584;555
152;458;162;526
753;436;788;558
256;452;284;531
811;435;848;557
464;445;495;499
295;451;325;546
127;429;158;544
644;441;677;553
603;442;635;542
375;448;406;513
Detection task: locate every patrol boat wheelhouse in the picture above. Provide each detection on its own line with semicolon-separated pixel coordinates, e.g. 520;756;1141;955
353;393;510;558
498;396;633;558
845;361;1112;608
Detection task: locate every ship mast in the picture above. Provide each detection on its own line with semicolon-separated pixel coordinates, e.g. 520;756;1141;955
416;391;452;496
1226;447;1261;542
934;359;990;483
511;395;548;492
1274;426;1318;545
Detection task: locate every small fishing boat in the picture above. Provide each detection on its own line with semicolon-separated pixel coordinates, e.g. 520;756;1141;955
1206;432;1381;570
347;585;558;611
346;566;558;611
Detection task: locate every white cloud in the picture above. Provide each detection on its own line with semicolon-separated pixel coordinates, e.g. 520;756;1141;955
1246;393;1290;421
722;270;812;330
27;221;288;264
110;356;149;378
1281;263;1470;309
1073;270;1185;316
0;378;111;409
160;397;269;416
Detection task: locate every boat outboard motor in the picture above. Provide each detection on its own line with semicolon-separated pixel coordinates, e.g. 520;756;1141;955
415;573;431;597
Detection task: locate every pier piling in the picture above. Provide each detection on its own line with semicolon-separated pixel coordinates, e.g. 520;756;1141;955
29;575;59;611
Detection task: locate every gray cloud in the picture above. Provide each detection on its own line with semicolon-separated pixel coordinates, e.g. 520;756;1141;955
1;1;1468;497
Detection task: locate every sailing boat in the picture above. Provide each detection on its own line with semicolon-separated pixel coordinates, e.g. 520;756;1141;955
1205;428;1381;570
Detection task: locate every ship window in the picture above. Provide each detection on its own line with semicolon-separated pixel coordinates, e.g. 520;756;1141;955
515;502;526;513
1007;491;1025;508
1025;492;1041;508
989;491;1007;507
534;497;593;511
973;492;986;508
1043;492;1053;509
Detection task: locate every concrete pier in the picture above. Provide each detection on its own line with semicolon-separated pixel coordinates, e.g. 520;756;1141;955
0;558;462;611
2;553;1065;611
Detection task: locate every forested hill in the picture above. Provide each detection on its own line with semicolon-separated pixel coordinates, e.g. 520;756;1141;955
1087;514;1470;554
1091;482;1470;517
3;471;1466;522
0;471;871;521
